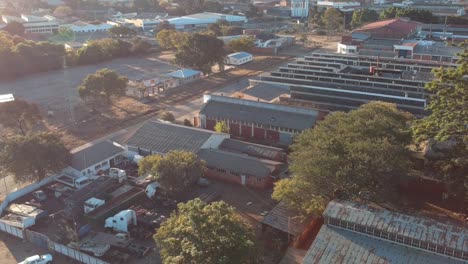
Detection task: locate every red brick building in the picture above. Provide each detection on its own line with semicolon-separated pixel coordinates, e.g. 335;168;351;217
199;94;318;146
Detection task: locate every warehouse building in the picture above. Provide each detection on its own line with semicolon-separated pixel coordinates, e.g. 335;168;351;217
304;200;468;263
199;94;318;146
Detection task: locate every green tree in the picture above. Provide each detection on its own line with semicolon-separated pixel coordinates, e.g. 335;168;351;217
309;6;324;27
78;69;128;105
155;198;256;264
245;4;261;18
2;21;25;36
175;33;225;74
379;7;401;20
156;29;183;50
207;23;223;36
57;26;75;41
396;8;437;24
227;37;255;52
221;26;244;36
351;8;379;28
159;110;175;122
412;48;468;200
178;0;205;14
214;120;229;133
138;151;206;197
53;5;73;18
0;99;42;135
131;37;152;54
1;132;70;183
273;102;413;215
108;25;137;38
323;8;343;32
76;44;104;65
204;0;222;13
155;20;175;32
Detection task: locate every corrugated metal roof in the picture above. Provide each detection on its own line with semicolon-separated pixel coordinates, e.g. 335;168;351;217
200;96;318;131
324;200;468;253
220;138;285;161
125;121;217;154
261;201;313;236
166;68;201;79
197;149;280;178
303;225;466;264
228;52;252;60
71;141;125;171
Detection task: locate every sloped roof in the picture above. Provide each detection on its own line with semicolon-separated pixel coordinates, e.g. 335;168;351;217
353;18;421;39
71;141;125;171
261;201;314;236
220;138;285;161
166;68;201;79
303;225;466;264
324;200;468;253
228;52;252;60
197;149;280;178
200;96;318;131
125;121;217;154
241;82;289;102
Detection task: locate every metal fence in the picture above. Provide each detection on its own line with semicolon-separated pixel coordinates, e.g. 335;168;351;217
51;242;108;264
0;221;24;238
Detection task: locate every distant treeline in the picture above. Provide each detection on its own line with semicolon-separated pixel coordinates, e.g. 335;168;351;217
0;31;153;80
0;32;65;80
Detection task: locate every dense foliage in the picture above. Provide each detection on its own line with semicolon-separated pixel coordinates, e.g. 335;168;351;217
273;102;413;214
351;9;379;28
0;99;42;135
0;32;65;80
380;7;437;23
138;151;206;197
78;68;128;105
1;132;70;182
155;198;256;264
323;8;343;32
227;37;255;52
412;48;468;200
175;33;225;74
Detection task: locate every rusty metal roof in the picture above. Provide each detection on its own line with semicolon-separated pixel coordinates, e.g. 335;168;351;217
261;201;313;236
323;200;468;253
303;225;466;264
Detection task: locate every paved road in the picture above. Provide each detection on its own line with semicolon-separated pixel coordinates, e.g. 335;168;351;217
0;54;177;112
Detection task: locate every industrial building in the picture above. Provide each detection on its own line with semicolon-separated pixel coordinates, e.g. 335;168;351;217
123;120;287;189
303;200;468;263
199;94;318;145
1;14;59;34
258;52;458;116
166;12;247;31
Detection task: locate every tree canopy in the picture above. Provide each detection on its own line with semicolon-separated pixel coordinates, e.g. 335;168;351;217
214;121;229;133
0;99;42;135
0;32;65;80
351;9;379;28
227;37;255;52
138;151;206;197
78;68;128;105
175;33;225;74
273;102;413;215
379;7;437;23
2;21;25;36
156;29;188;50
53;5;73;18
108;25;137;38
1;132;70;182
155;198;256;264
323;8;343;32
412;48;468;200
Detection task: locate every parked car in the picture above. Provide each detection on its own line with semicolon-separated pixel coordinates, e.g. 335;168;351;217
18;254;53;264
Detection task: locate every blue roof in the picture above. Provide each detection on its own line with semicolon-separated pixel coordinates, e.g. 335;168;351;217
228;52;252;60
166;68;201;79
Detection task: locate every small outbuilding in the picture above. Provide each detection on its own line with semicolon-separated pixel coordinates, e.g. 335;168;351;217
166;68;202;83
225;52;253;65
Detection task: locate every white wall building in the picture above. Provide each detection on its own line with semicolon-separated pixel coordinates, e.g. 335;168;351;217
166;12;247;31
225;52;253;65
125;18;160;31
2;14;59;34
317;1;361;11
61;21;113;33
337;42;357;54
291;0;309;18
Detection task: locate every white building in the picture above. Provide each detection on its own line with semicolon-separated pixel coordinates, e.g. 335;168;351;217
291;0;309;18
1;14;59;34
166;12;247;31
61;21;113;33
64;141;126;177
124;18;160;31
317;1;361;11
225;52;253;65
166;69;202;83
